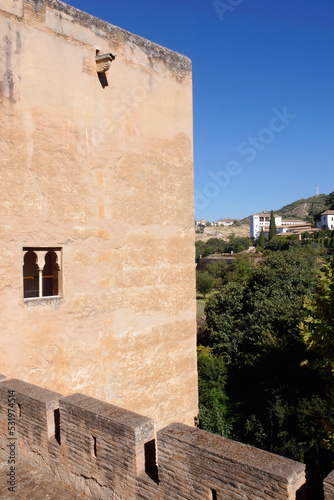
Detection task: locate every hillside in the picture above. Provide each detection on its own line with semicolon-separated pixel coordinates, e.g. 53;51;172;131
275;194;328;219
195;224;249;241
241;193;329;223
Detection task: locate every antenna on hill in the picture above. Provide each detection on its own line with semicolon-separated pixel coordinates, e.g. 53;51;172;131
315;184;319;197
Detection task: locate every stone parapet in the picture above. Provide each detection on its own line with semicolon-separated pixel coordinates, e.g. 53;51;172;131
157;423;306;500
0;378;63;470
59;393;155;497
0;377;311;500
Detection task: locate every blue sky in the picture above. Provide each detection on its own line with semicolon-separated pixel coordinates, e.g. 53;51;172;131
68;0;334;220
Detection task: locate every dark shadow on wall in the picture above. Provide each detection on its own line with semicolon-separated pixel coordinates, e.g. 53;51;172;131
98;72;108;88
296;483;307;500
145;439;159;484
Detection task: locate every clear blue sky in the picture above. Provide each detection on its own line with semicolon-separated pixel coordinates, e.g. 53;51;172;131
68;0;334;220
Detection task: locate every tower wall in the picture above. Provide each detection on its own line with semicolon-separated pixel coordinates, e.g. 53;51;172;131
0;0;197;429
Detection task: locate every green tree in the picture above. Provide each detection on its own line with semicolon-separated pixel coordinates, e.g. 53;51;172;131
227;236;251;253
197;346;231;436
259;228;265;248
300;260;334;377
205;259;228;280
269;210;277;240
205;260;229;289
300;260;334;455
196;271;213;298
203;248;333;497
205;281;245;362
229;254;255;286
327;191;334;210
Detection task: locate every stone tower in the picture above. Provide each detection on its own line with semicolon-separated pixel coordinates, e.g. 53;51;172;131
0;0;197;429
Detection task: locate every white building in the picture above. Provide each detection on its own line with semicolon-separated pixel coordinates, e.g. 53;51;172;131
214;220;234;226
281;219;306;226
249;213;282;238
317;210;334;230
277;223;312;235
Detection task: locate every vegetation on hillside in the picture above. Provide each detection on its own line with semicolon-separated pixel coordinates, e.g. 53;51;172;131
240;192;332;224
195;236;251;261
276;193;328;220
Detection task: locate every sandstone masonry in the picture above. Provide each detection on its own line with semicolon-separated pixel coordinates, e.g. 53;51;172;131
0;376;309;499
0;0;197;430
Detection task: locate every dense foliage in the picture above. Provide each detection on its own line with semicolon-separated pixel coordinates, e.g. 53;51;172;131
197;248;334;499
300;260;334;455
301;260;334;376
195;236;251;261
198;254;255;292
255;231;334;254
197;346;231;436
196;271;213;298
327;191;334;210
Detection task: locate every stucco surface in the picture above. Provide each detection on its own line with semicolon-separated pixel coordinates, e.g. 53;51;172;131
0;0;197;429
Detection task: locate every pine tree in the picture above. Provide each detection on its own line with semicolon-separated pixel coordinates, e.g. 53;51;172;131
269;210;277;240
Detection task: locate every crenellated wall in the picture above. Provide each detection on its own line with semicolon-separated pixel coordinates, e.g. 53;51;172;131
0;376;312;499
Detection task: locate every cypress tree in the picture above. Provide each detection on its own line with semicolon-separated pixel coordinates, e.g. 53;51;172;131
269;210;277;240
259;228;265;248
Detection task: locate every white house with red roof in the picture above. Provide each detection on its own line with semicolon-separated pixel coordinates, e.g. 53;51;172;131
249;213;282;238
318;210;334;230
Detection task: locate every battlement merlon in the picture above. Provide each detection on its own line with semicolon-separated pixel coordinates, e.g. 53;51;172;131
0;377;62;406
60;393;155;442
158;423;306;499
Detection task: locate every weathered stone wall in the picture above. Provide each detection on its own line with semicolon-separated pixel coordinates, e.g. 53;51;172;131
0;0;197;429
0;377;157;498
324;470;334;499
0;377;310;500
0;377;62;470
157;423;306;500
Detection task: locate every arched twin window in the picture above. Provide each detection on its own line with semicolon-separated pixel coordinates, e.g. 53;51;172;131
23;248;62;299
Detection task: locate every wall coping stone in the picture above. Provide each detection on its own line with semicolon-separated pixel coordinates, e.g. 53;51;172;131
60;393;153;432
159;423;305;483
0;378;62;404
324;469;334;487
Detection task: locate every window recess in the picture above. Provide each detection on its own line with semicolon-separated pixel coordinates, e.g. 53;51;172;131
23;247;62;299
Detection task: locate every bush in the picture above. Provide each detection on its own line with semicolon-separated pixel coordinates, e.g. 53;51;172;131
196;271;213;298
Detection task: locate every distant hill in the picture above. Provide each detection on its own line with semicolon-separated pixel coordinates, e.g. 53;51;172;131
241;194;329;224
275;194;328;220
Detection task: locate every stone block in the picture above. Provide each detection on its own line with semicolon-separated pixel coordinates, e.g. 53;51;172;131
324;470;334;499
157;423;306;500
